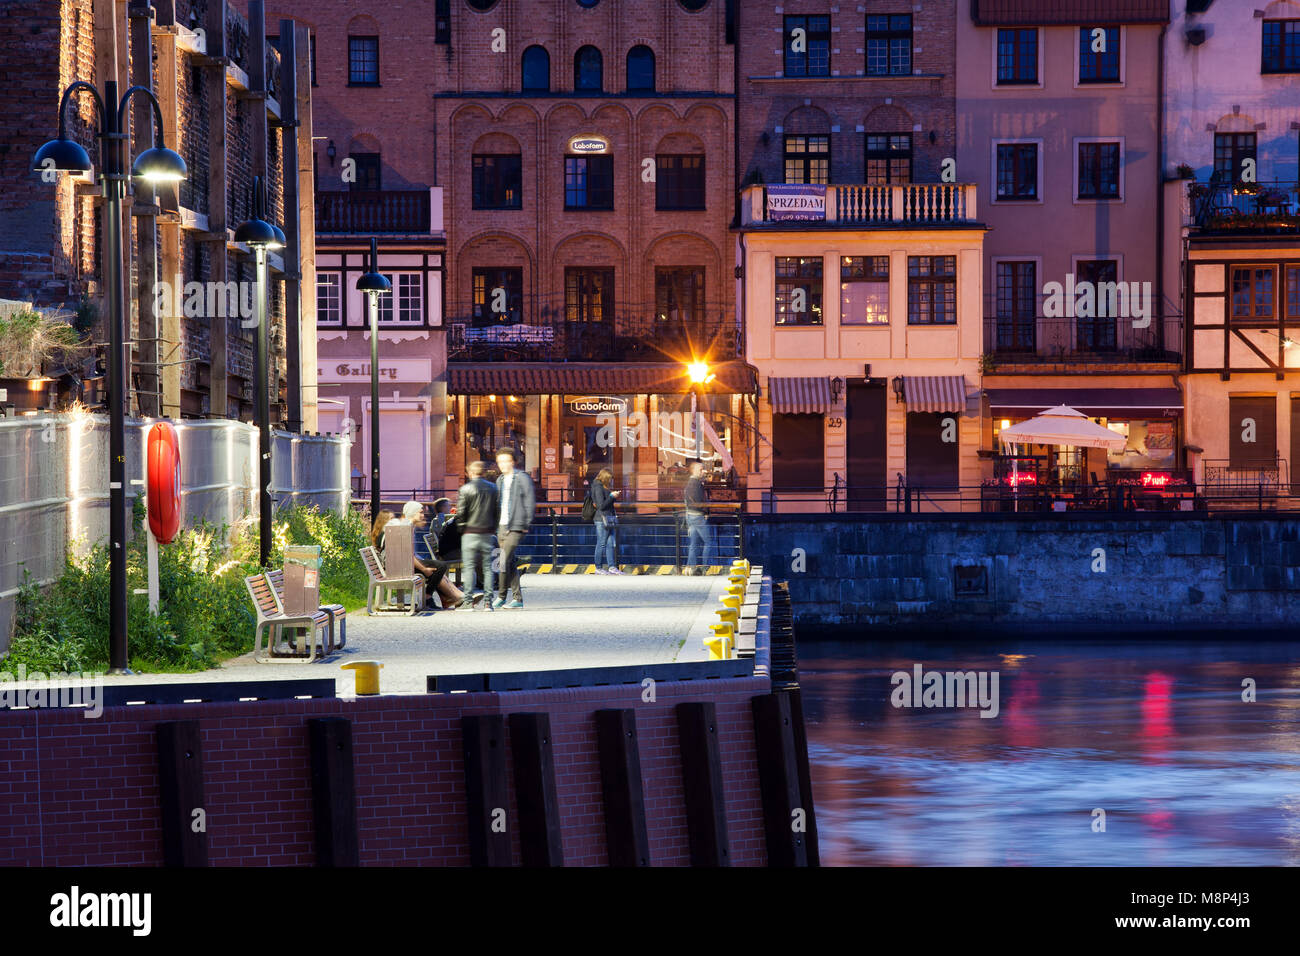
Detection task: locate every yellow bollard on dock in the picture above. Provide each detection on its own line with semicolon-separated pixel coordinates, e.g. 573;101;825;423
341;660;384;695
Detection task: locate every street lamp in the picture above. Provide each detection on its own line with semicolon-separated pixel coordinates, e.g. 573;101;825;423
356;238;391;522
686;359;716;462
235;176;285;567
33;80;187;674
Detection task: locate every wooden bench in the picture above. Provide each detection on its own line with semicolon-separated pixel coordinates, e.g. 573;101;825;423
244;573;334;664
360;545;424;615
422;532;463;589
265;568;346;652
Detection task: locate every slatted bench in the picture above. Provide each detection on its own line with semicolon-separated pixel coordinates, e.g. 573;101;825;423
360;545;424;615
244;573;334;664
265;568;346;652
422;533;463;589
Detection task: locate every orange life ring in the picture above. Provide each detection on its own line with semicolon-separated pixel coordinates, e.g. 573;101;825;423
147;422;182;544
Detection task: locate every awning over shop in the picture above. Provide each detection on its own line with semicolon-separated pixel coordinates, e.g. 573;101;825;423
901;375;968;413
985;388;1182;419
448;361;758;396
768;376;833;414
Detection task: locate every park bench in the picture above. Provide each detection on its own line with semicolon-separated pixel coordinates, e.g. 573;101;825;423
422;532;463;588
359;545;424;615
265;568;347;651
244;572;334;664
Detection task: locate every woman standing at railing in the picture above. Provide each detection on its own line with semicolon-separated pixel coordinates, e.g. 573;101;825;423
591;468;624;575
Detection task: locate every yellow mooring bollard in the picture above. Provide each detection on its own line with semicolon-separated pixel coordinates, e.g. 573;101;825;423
731;558;751;575
716;606;739;627
341;660;383;695
719;593;742;611
705;622;734;659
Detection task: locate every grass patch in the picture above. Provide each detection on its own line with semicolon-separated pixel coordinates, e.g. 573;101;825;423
5;502;371;673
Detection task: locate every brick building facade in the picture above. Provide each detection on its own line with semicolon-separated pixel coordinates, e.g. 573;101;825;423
433;0;749;502
0;0;315;428
733;1;980;510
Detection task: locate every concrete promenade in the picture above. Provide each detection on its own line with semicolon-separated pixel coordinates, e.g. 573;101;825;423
82;574;734;695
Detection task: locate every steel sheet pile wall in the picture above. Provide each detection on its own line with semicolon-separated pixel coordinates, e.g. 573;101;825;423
0;418;70;648
0;414;351;653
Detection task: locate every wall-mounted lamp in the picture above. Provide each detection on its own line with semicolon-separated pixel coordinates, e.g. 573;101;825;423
734;265;743;279
891;376;905;404
326;140;336;166
829;376;844;404
929;130;937;145
760;131;770;146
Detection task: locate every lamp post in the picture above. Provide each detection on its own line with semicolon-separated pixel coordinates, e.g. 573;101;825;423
356;238;391;522
33;80;187;674
234;176;286;567
686;359;716;463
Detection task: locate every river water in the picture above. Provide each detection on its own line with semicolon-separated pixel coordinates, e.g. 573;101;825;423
799;637;1300;866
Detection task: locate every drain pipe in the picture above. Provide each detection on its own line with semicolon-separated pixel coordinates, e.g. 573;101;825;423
1156;20;1168;354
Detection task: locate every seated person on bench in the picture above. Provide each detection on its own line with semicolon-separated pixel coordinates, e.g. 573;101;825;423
404;500;466;610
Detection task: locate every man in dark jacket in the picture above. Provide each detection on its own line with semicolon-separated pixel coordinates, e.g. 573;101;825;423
454;460;500;608
494;448;536;608
683;459;712;574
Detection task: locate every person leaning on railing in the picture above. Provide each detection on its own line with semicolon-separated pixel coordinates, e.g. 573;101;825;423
682;459;713;574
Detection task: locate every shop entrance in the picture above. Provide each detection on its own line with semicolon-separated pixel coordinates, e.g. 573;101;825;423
846;381;888;510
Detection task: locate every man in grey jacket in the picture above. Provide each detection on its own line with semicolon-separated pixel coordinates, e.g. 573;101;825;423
494;448;536;608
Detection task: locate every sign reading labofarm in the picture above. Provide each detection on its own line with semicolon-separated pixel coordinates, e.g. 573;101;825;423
569;136;609;154
767;184;826;221
568;395;627;416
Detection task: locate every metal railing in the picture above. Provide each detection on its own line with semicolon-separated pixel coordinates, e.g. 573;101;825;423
761;480;1300;515
356;497;744;567
316;189;433;234
1190;179;1300;231
982;314;1183;365
446;311;742;363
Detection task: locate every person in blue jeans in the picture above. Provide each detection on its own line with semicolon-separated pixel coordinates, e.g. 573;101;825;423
591;468;624;574
683;459;712;573
453;460;500;608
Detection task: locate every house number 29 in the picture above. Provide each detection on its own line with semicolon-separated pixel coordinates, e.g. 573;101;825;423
828;417;844;428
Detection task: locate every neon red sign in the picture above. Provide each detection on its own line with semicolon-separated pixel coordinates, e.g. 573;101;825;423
1141;472;1171;488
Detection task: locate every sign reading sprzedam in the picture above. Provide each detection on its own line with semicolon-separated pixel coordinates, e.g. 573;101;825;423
767;183;826;221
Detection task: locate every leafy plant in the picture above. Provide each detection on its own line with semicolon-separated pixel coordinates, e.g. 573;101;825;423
978;352;998;375
1175;163;1195;180
4;504;371;674
0;308;85;378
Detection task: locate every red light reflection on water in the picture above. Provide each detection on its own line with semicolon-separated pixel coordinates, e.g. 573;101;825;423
1139;672;1174;762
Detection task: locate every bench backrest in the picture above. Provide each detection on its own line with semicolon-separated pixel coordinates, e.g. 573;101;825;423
245;573;282;621
360;545;386;581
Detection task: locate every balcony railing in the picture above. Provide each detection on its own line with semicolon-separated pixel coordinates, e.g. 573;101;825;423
1188;179;1300;233
982;314;1183;366
739;182;977;227
315;188;441;235
447;312;741;363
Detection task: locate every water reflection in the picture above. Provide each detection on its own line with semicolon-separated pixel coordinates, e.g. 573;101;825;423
800;638;1300;866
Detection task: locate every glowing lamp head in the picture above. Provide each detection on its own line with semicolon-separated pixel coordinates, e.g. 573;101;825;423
132;146;188;183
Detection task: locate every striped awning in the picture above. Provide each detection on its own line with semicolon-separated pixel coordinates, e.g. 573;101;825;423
901;375;968;413
768;376;833;414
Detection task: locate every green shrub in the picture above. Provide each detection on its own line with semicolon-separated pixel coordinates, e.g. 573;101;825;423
4;503;371;674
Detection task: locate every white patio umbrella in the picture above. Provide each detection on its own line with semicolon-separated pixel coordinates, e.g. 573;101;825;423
998;405;1127;453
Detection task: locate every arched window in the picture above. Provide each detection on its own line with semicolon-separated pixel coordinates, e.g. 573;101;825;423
522;45;550;92
627;45;655;92
574;45;603;92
